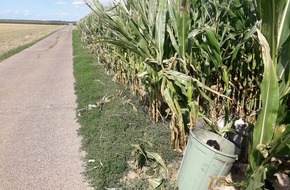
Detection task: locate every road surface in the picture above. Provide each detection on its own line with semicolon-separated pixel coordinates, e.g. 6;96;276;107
0;26;91;190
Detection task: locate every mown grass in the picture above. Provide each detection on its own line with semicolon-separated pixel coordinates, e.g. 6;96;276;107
0;27;63;62
72;30;180;189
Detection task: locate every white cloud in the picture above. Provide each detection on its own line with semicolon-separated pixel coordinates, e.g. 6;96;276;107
55;1;67;6
73;0;86;7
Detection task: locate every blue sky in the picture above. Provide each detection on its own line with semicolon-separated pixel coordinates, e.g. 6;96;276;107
0;0;114;21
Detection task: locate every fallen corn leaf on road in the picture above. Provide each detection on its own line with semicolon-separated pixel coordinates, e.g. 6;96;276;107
0;26;91;190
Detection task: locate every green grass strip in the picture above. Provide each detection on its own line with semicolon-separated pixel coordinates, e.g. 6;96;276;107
72;30;179;189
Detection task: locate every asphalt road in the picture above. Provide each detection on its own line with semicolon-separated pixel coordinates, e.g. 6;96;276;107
0;26;91;190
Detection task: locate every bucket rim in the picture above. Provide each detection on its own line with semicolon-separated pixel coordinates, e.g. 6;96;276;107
190;128;240;159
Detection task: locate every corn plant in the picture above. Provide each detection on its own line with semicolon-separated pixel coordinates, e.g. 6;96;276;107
161;0;263;148
78;0;265;152
244;0;290;189
83;0;165;123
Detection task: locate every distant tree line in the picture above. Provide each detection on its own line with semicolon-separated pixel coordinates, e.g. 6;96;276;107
0;19;76;25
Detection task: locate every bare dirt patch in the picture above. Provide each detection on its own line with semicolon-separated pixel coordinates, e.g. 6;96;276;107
0;23;63;53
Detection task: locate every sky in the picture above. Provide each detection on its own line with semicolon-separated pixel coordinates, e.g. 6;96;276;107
0;0;114;22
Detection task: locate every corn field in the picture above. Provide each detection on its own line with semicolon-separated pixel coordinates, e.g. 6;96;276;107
77;0;282;151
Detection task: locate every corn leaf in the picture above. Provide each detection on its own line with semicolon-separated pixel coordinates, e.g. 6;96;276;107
146;151;168;171
155;0;167;63
149;0;157;29
257;0;290;65
245;166;267;190
177;0;191;60
128;21;151;57
277;0;290;49
148;178;163;189
162;88;178;114
278;34;290;99
167;25;179;53
131;144;168;171
163;70;229;99
205;28;220;55
256;0;278;61
95;39;146;58
252;29;279;161
268;125;290;158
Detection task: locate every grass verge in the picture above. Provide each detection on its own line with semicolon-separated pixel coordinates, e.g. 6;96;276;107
0;27;63;62
72;30;180;189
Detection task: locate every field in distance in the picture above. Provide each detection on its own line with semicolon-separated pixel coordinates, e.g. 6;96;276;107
0;23;64;54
